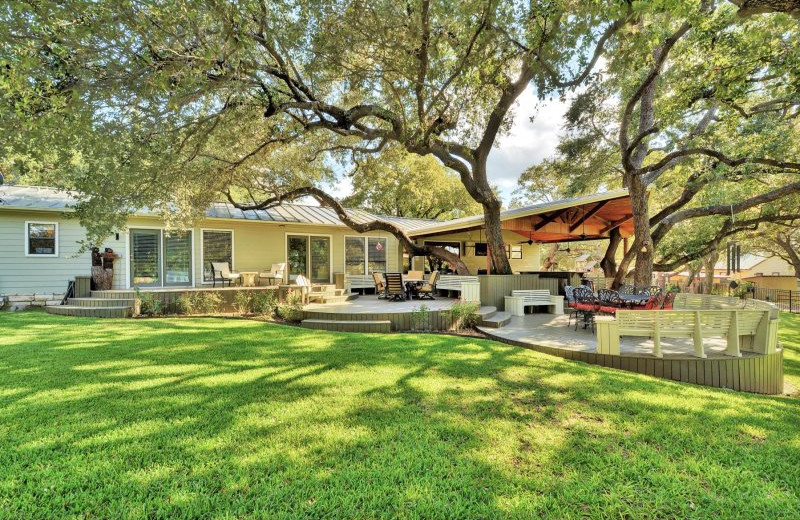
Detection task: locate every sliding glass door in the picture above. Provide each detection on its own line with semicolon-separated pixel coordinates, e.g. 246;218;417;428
130;229;193;288
287;235;331;283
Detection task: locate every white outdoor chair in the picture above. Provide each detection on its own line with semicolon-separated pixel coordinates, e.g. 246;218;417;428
210;261;241;287
259;262;286;286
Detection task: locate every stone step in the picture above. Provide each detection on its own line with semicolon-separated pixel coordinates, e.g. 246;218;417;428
479;311;511;328
300;319;392;333
477;306;498;320
45;305;133;318
67;297;136;308
90;290;136;299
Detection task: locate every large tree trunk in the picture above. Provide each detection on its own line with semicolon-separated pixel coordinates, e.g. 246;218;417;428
628;175;654;287
482;197;512;274
600;228;622;278
624;69;657;287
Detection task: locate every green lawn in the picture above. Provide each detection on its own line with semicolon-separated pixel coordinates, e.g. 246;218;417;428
1;312;798;519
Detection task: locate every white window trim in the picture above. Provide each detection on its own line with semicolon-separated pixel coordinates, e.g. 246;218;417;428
125;226;195;289
200;228;235;285
24;221;59;257
285;232;334;284
344;235;388;276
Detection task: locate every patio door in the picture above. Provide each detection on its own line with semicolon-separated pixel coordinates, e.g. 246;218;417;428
287;234;331;283
130;229;193;288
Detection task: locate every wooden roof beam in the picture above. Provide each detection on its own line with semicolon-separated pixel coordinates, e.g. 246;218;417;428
599;214;634;234
568;200;610;232
533;208;570;230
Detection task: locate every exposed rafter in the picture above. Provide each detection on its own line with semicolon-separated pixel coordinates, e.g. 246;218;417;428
533;208;570;230
599;214;634;234
569;200;609;232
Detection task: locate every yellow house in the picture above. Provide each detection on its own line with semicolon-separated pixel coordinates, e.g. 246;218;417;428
0;185;636;298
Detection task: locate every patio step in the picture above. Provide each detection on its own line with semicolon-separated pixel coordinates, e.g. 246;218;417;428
479;311;512;328
300;319;391;333
90;290;136;299
45;305;133;318
67;297;135;308
477;306;498;320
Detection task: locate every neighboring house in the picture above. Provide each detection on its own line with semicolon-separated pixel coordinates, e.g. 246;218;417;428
0;185;636;301
668;254;800;291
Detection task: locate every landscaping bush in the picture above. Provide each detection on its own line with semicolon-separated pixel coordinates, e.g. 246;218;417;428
252;290;278;317
445;300;480;331
233;290;255;315
176;292;223;315
276;293;304;322
410;304;431;331
135;289;163;316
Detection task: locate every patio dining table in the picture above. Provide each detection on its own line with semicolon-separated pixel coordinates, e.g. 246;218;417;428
403;276;425;299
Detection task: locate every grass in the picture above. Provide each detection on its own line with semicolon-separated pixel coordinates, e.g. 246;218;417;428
0;311;798;519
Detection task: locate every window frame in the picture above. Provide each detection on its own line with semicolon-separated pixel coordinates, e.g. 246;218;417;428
24;221;59;257
344;235;388;275
200;228;235;284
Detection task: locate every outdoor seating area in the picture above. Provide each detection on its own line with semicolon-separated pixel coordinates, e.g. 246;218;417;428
371;271;441;301
564;284;675;331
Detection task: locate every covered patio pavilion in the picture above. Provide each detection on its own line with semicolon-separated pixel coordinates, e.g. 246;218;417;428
406;188;636;274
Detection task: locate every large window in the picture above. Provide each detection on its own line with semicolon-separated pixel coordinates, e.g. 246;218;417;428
367;237;387;273
345;236;366;275
25;222;58;257
346;236;387;275
202;230;233;282
288;234;331;283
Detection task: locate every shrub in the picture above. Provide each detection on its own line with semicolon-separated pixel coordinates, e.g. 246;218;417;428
445;300;480;331
135;289;163;316
176;293;196;315
252;290;278;316
197;292;223;314
233;290;254;315
277;293;304;322
176;292;222;315
410;304;431;331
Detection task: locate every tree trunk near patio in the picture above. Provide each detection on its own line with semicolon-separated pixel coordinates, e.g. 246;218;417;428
480;193;512;275
601;228;622;278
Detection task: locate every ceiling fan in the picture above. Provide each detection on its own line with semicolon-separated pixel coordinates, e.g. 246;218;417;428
516;231;535;245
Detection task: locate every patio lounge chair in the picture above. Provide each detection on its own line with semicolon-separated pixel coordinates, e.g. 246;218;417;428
383;273;406;302
417;271;439;300
210;261;241;288
259;263;286;286
372;272;387;298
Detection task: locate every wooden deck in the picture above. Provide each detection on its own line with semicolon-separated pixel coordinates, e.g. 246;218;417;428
478;314;784;394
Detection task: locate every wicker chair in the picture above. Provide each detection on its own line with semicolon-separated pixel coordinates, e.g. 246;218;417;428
383;273;406;301
372;272;387;298
417;271;439;300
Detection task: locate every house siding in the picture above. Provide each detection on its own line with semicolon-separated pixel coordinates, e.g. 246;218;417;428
122;216;402;288
0;210;125;296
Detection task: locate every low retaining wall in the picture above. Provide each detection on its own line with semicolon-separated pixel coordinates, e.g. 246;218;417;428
301;309;454;332
1;293;65;310
486;331;785;395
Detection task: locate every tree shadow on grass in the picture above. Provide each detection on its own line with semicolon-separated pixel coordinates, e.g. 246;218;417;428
0;311;798;518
